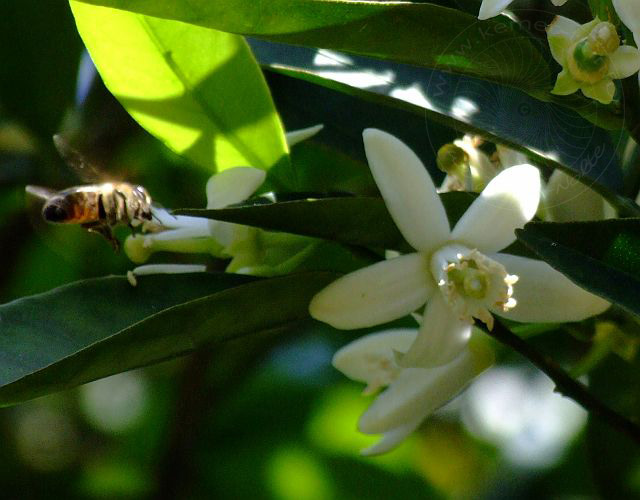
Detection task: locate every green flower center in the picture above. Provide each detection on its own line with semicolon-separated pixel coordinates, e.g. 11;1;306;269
447;265;490;300
430;245;518;330
574;40;608;72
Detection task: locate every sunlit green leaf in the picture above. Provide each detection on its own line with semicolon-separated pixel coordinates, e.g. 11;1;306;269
516;219;640;317
0;272;336;406
69;1;288;172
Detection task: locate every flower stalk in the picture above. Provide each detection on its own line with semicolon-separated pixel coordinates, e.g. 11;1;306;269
482;320;640;446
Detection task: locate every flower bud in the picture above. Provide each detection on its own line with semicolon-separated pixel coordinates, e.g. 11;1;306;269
124;235;153;264
437;143;469;177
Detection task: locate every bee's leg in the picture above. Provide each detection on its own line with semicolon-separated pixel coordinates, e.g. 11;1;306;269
82;222;120;252
114;189;130;224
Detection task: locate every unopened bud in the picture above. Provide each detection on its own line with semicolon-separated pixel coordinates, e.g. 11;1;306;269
124;235;152;264
437;143;469;175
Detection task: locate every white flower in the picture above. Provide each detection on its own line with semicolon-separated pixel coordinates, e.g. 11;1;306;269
125;125;324;279
309;129;610;368
548;16;640;104
544;169;613;221
478;0;567;21
494;146;613;221
125;166;267;265
333;328;494;455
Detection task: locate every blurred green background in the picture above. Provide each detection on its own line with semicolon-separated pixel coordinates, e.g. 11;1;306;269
0;2;638;499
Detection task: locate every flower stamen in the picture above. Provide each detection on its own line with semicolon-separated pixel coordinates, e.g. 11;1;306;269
432;246;518;330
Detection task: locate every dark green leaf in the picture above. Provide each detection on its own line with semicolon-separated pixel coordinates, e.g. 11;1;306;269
185;197;413;251
72;0;552;91
588;0;617;22
516;219;640;317
251;40;626;197
0;272;336;405
177;193;531;259
0;1;82;139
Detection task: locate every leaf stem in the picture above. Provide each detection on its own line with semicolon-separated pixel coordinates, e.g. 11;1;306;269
484;321;640;445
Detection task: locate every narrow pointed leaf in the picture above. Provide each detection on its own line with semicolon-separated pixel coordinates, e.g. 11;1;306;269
0;272;336;406
177;193;534;258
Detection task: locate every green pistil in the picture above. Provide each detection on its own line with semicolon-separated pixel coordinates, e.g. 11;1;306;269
573;39;607;73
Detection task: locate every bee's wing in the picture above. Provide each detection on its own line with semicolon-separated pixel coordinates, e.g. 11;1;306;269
53;134;104;183
25;185;57;201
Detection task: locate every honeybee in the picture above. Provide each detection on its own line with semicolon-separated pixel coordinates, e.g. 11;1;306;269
26;135;153;250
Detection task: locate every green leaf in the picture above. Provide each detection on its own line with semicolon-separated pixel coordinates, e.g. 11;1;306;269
516;219;640;317
177;193;535;258
588;0;617;22
69;1;288;173
0;272;336;406
195;197;413;252
72;0;553;92
251;41;628;201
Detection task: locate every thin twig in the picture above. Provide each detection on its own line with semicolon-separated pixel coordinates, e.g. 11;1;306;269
484;321;640;445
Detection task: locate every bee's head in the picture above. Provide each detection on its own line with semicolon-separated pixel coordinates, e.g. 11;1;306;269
42;198;72;223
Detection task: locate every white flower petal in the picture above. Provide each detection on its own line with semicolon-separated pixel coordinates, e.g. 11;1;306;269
608;45;640;79
547;18;578;65
478;0;513;20
613;0;640;37
150;207;183;228
400;293;473;368
285;124;324;147
358;346;487;434
451;164;541;253
130;263;207;276
572;18;601;43
496;145;529;169
332;329;417;386
360;417;423;456
206;167;266;209
551;0;568;5
363;129;450;252
491;253;610;322
309;253;433;329
547;16;582;49
545;169;606;222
